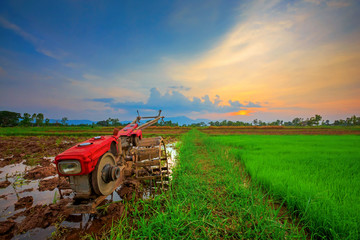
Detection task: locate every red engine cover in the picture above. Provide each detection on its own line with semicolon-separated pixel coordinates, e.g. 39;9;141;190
116;123;143;139
55;136;118;176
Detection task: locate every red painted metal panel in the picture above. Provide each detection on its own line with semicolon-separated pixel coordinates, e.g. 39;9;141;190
55;136;117;176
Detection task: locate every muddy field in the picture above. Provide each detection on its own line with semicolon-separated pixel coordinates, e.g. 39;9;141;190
0;136;178;240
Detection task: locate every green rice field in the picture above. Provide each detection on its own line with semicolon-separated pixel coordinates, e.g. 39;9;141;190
208;133;360;239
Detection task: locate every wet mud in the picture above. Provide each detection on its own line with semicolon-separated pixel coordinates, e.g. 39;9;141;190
0;181;11;189
55;201;126;240
0;136;88;167
38;177;70;192
14;196;33;210
0;136;178;239
116;180;142;201
24;166;57;180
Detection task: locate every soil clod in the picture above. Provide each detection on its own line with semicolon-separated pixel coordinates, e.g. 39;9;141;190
14;196;33;210
24;165;57;180
16;199;72;234
39;177;70;191
0;180;11;189
0;220;16;239
117;180;141;201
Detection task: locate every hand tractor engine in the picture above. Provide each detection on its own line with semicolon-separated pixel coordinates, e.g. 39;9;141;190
54;111;169;211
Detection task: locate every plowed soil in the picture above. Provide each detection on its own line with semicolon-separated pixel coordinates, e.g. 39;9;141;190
0;136;88;167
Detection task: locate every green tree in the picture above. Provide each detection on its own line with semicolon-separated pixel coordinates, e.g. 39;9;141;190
314;114;322;126
351;115;357;125
0;111;21;127
61;117;68;126
21;113;32;126
31;113;37;126
253;119;258;126
292;117;303;126
97;120;108;126
45;118;50;126
36;113;44;126
221;120;227;126
112;118;120;126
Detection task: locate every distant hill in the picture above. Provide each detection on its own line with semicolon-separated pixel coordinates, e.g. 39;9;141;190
50;116;210;126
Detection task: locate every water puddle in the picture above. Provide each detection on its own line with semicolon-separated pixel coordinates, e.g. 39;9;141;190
0;160;61;222
0;142;178;239
166;142;178;175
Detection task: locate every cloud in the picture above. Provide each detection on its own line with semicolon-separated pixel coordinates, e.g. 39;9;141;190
82;74;103;81
0;16;66;60
89;88;261;116
162;0;360;118
304;0;325;4
168;85;191;91
0;16;38;44
326;0;351;7
246;101;262;108
89;98;115;103
36;48;67;60
63;62;83;69
167;0;221;30
305;0;351;7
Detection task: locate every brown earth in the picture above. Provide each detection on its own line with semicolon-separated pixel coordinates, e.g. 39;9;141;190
0;199;72;239
0;180;11;189
18;188;33;193
117;180;142;201
0;194;7;199
0;136;88;167
52;179;144;239
0;220;16;240
14;196;33;210
24;165;57;180
0;177;145;239
17;199;71;233
38;176;70;191
59;202;126;240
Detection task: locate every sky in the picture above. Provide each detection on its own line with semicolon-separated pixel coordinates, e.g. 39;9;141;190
0;0;359;122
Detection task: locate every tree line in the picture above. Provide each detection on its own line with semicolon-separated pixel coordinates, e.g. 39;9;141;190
0;111;69;127
1;110;359;127
207;114;360;127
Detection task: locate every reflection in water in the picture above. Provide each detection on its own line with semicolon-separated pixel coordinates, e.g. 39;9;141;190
0;160;60;222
